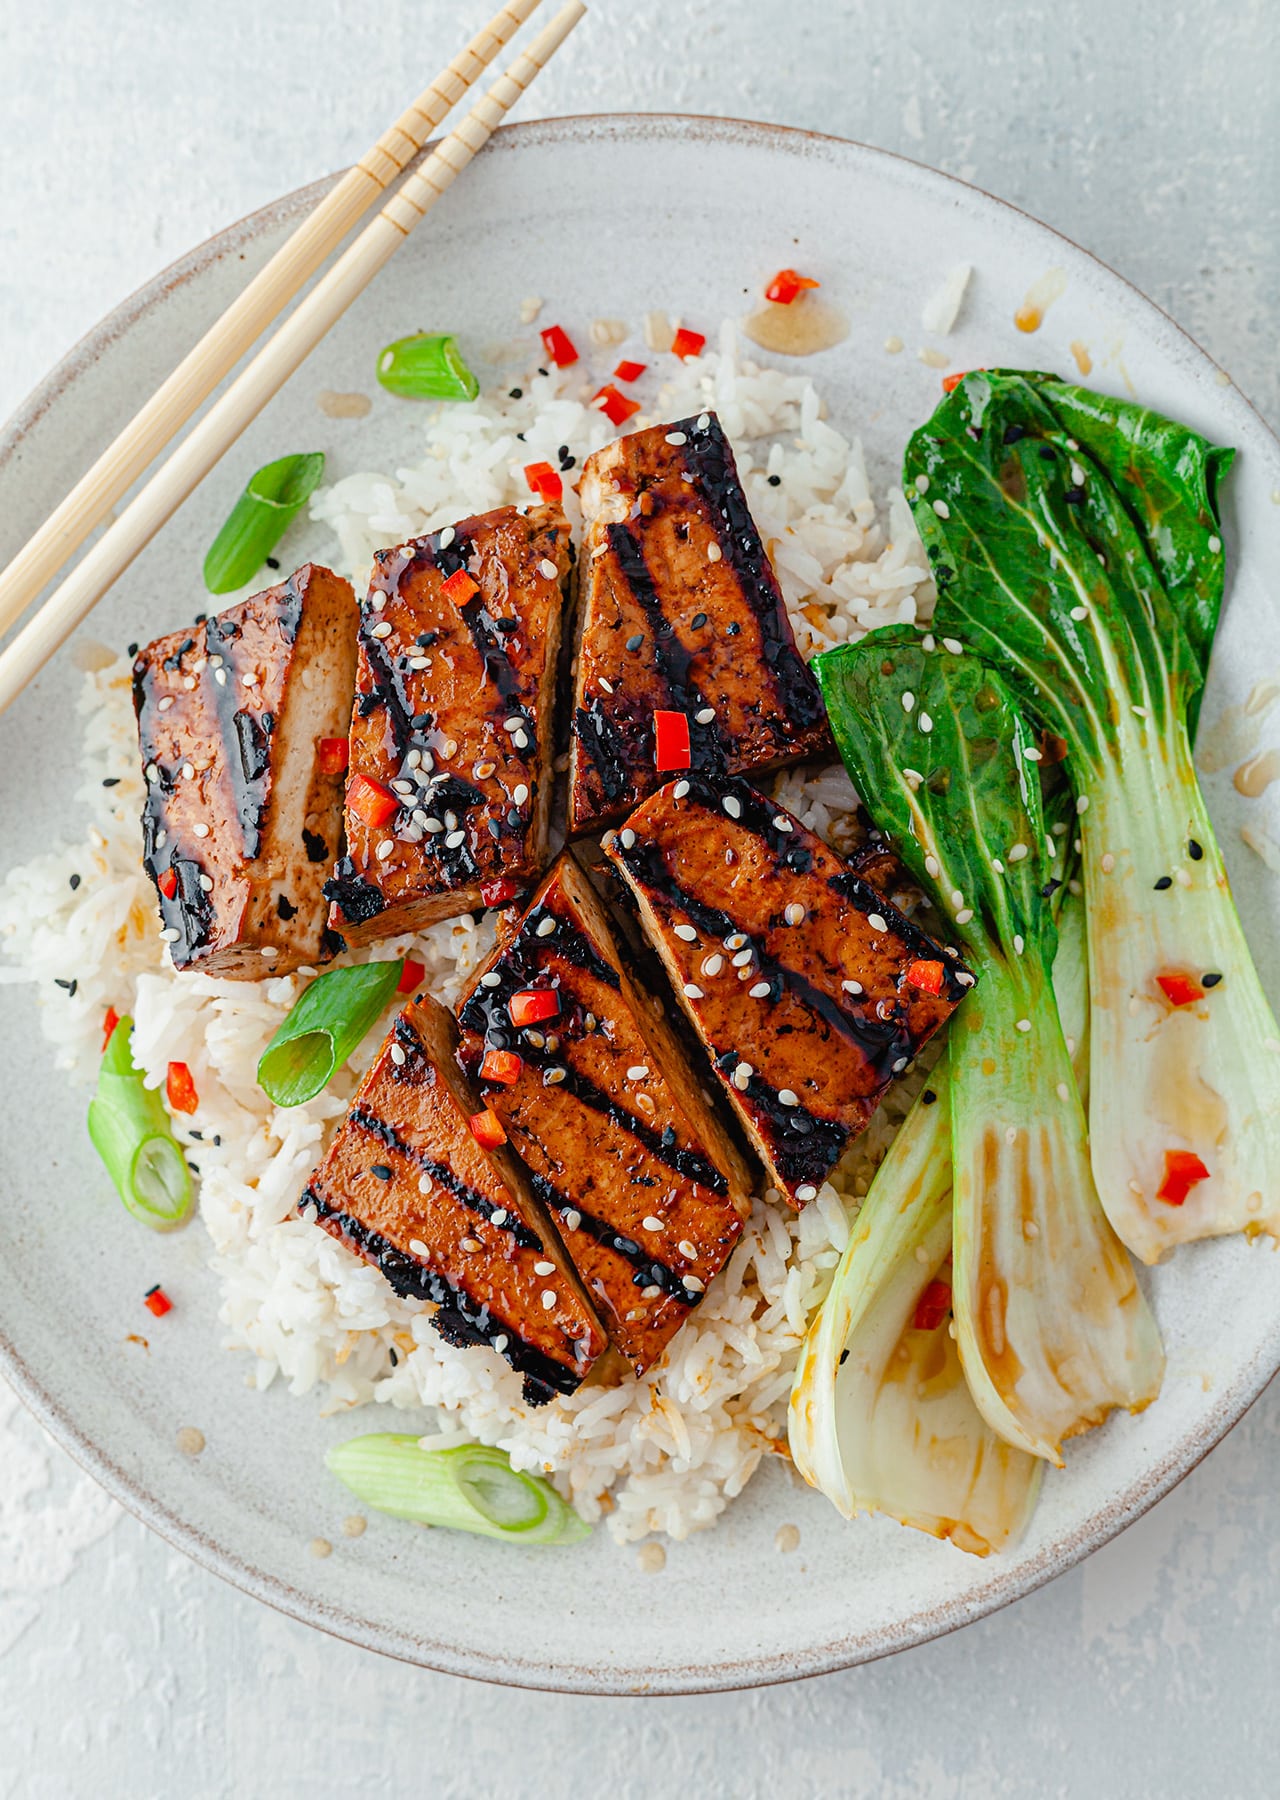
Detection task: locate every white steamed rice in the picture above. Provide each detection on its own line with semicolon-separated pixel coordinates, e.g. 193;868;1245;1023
0;321;935;1543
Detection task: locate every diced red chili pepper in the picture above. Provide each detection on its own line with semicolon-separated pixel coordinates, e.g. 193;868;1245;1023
653;709;691;770
480;1048;524;1086
397;958;425;995
509;988;560;1028
1157;972;1203;1008
1156;1149;1211;1206
593;384;641;428
316;737;349;775
540;324;578;368
913;1279;952;1331
613;359;647;383
480;877;520;909
670;326;706;360
469;1108;508;1151
524;461;564;503
765;268;821;306
941;371;969;394
166;1061;198;1115
905;959;946;996
102;1007;120;1053
346;773;399;830
440;568;480;607
143;1285;173;1318
158;867;178;900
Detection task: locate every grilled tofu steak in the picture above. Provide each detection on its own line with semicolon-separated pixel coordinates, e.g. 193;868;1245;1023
302;991;608;1405
324;505;571;948
568;412;832;834
456;852;751;1377
132;564;357;977
605;774;972;1207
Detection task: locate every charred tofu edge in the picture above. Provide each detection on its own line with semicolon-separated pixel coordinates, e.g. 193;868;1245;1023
604;774;972;1204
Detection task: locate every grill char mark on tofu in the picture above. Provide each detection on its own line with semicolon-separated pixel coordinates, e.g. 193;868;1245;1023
568;412;832;834
302;992;607;1405
456;852;751;1377
325;505;570;946
605;773;971;1207
132;564;357;977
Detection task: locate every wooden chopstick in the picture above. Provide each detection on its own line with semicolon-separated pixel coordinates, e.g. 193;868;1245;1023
0;0;586;719
0;0;543;644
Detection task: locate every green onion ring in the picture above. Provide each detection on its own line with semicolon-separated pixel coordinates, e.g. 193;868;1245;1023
257;959;404;1107
375;333;479;402
203;450;326;595
87;1017;193;1230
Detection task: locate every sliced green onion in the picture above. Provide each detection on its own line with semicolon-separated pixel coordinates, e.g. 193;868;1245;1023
203;451;326;595
326;1435;590;1545
375;334;479;402
257;959;404;1106
87;1017;193;1230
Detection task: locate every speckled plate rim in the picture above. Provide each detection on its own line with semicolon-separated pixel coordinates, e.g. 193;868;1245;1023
2;112;1279;1696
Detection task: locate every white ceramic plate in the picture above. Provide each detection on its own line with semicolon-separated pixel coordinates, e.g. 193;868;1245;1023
3;115;1279;1696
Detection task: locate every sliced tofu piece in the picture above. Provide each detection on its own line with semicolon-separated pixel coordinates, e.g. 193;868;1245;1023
325;505;570;948
131;564;357;978
568;412;831;834
604;774;971;1206
456;852;751;1378
302;992;608;1405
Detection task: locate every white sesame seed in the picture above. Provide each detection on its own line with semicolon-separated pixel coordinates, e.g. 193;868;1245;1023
538;558;558;580
198;874;213;892
192;822;210;838
796;1185;818;1203
733;1062;753;1088
408;656;430;671
706;544;722;564
391;779;414;795
492;1334;509;1353
503;716;524;733
473;761;497;781
682;1275;705;1294
409;1238;430;1259
674;923;698;942
369;621;393;640
419;1175;433;1195
159;927;180;942
942;637;964;655
842;979;863;995
490;1209;508;1227
919;713;934;734
932;499;950;519
512;783;530;807
902;691;915;713
697;413;711;430
438;526;455;549
892;1057;908;1073
1070;604;1089;622
564;1209;582;1231
214;668;227;686
678;1239;697;1260
376;839;395;860
544;1066;567;1085
784;902;806;926
673;780;690;799
619;827;636;849
1101;852;1116;874
541;1290;557;1310
242;671;260;688
725;933;747;950
914;474;929;495
480;971;501;988
626;1066;649;1083
423;817;444;834
536;916;557;937
950;889;964;908
695;706;716;724
1022;745;1043;762
1013;933;1025;954
732;948;753;968
773;815;793;832
1076;795;1090;814
445;830;465;848
390;1044;407;1066
534;1260;556;1276
157;696;174;712
599;677;614;694
642;1215;664;1233
956;907;974;924
683;984;704;999
1007;843;1029;862
641;1285;662;1300
1016;1018;1032;1033
778;1088;799;1107
956;971;976;986
665;431;688;445
1208;534;1222;553
749;981;771;998
723;795;742;819
457;1237;481;1254
700;955;723;979
868;914;888;933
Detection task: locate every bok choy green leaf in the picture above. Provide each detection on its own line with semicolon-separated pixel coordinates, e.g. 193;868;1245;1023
908;372;1280;1264
814;629;1163;1462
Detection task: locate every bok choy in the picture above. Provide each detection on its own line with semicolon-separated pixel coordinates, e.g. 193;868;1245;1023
814;629;1163;1462
907;372;1280;1263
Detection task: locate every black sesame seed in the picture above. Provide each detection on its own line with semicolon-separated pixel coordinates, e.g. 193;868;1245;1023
1154;875;1173;890
212;1135;222;1147
102;777;120;788
1039;446;1056;461
626;633;644;652
1188;839;1204;861
726;621;741;636
54;977;75;992
508;387;523;399
1003;424;1026;445
537;367;549;379
839;1348;850;1366
187;1162;200;1176
691;612;708;629
127;642;139;657
388;1346;400;1367
69;874;81;891
921;1090;937;1106
194;613;207;626
767;474;782;487
265;556;281;571
371;1164;393;1182
1202;972;1223;988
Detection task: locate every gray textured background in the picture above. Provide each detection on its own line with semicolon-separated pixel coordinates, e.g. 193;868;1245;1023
2;2;1278;1795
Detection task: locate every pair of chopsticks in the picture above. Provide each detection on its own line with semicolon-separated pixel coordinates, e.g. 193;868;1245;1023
0;0;585;717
